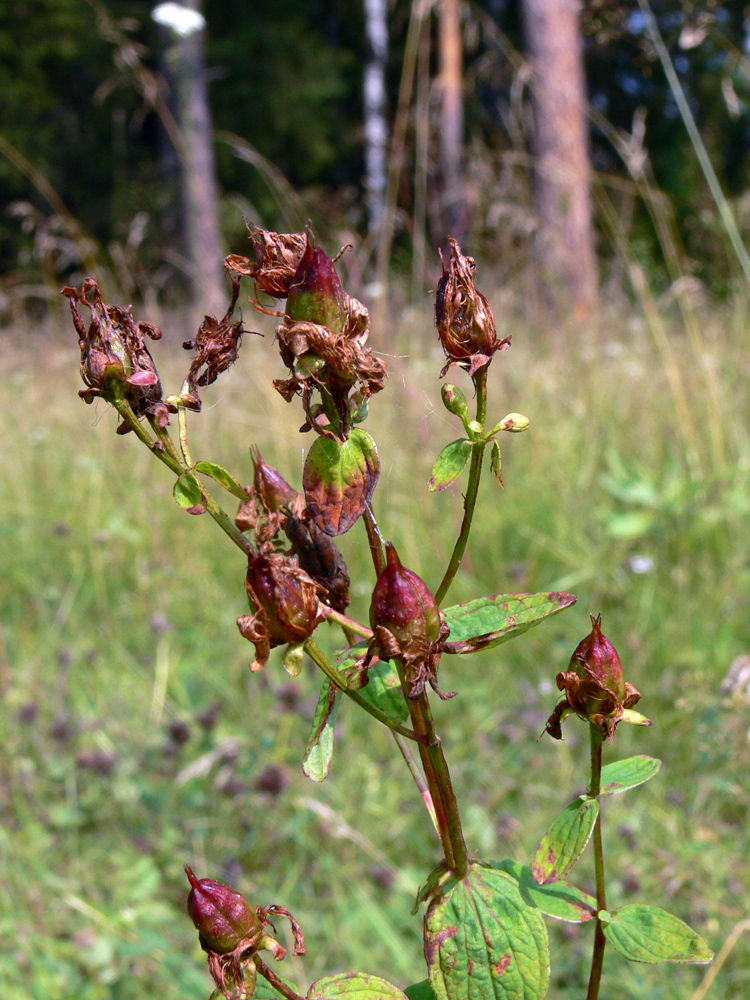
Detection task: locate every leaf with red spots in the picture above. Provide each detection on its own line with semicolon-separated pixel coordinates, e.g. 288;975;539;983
307;973;408;1000
303;429;380;536
424;863;549;1000
532;798;599;885
442;592;577;654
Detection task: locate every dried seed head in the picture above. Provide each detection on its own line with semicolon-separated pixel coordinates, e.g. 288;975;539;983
251;448;298;513
225;224;308;298
62;278;175;428
238;551;323;671
434;238;510;377
185;866;261;955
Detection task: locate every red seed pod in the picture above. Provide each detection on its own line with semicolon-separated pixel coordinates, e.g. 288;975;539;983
569;613;626;708
185;866;261;955
369;543;442;647
545;614;643;740
251;448;298;513
286;239;347;333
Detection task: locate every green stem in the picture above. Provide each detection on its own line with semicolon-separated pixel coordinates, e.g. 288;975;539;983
392;732;440;834
304;638;426;744
255;956;306;1000
435;366;488;605
321;607;373;640
113;399;253;557
587;723;608;1000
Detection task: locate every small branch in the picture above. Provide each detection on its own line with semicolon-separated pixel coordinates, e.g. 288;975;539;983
363;504;386;576
393;731;439;834
321;607;373;640
435;367;488;605
304;639;426;743
254;955;305;1000
587;723;608;1000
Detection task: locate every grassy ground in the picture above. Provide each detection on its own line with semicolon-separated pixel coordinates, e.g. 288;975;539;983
1;290;749;999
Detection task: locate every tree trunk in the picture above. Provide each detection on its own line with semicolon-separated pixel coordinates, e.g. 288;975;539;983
521;0;598;317
156;0;225;317
363;0;389;231
438;0;466;245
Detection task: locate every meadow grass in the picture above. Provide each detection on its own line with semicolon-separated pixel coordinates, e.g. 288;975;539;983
1;292;749;999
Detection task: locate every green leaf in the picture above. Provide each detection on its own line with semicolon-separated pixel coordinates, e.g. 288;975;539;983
194;460;247;500
303;429;380;536
532;797;599;885
428;439;473;492
302;678;339;782
256;978;301;1000
425;864;549;1000
593;755;662;796
333;643;408;724
602;904;714;964
307;973;408;1000
172;472;205;511
443;592;577;654
490;439;503;487
492;860;596;923
404;981;437;1000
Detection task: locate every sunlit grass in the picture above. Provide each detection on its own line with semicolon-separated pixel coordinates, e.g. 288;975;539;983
1;293;748;998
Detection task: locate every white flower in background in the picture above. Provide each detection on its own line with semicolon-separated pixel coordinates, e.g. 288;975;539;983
152;3;205;37
628;554;654;574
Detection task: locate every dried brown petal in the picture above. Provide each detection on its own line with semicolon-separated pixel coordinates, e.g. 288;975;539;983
434;238;510;376
182;275;245;405
225;224;308;298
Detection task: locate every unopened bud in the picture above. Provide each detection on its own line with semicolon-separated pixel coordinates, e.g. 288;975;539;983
441;384;469;421
370;543;441;646
185;866;261;955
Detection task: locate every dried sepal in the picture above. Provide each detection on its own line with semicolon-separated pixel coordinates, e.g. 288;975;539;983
225;222;308;299
434;238;511;377
62;277;176;429
182;274;247;408
545;614;643;741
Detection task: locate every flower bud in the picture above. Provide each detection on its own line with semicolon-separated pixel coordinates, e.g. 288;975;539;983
441;383;469;421
369;543;442;646
185;866;261;955
286;239;347;333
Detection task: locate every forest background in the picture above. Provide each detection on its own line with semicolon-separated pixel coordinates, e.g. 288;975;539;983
2;2;750;1000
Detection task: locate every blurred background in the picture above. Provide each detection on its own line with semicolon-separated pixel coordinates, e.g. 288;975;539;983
1;1;750;998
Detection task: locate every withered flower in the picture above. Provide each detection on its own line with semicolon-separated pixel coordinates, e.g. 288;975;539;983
362;543;454;700
225;222;307;298
235;450;351;612
237;549;324;672
545;614;645;741
185;865;305;1000
63;278;176;430
182;275;246;409
434;238;511;377
273;236;386;440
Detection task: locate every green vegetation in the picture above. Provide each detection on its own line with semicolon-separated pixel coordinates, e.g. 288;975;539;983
2;280;748;997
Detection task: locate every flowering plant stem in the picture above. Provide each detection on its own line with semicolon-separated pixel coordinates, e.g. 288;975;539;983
587;722;608;1000
434;365;488;605
112;398;253;557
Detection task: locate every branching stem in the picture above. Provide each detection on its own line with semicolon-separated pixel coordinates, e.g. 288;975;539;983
435;366;488;605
